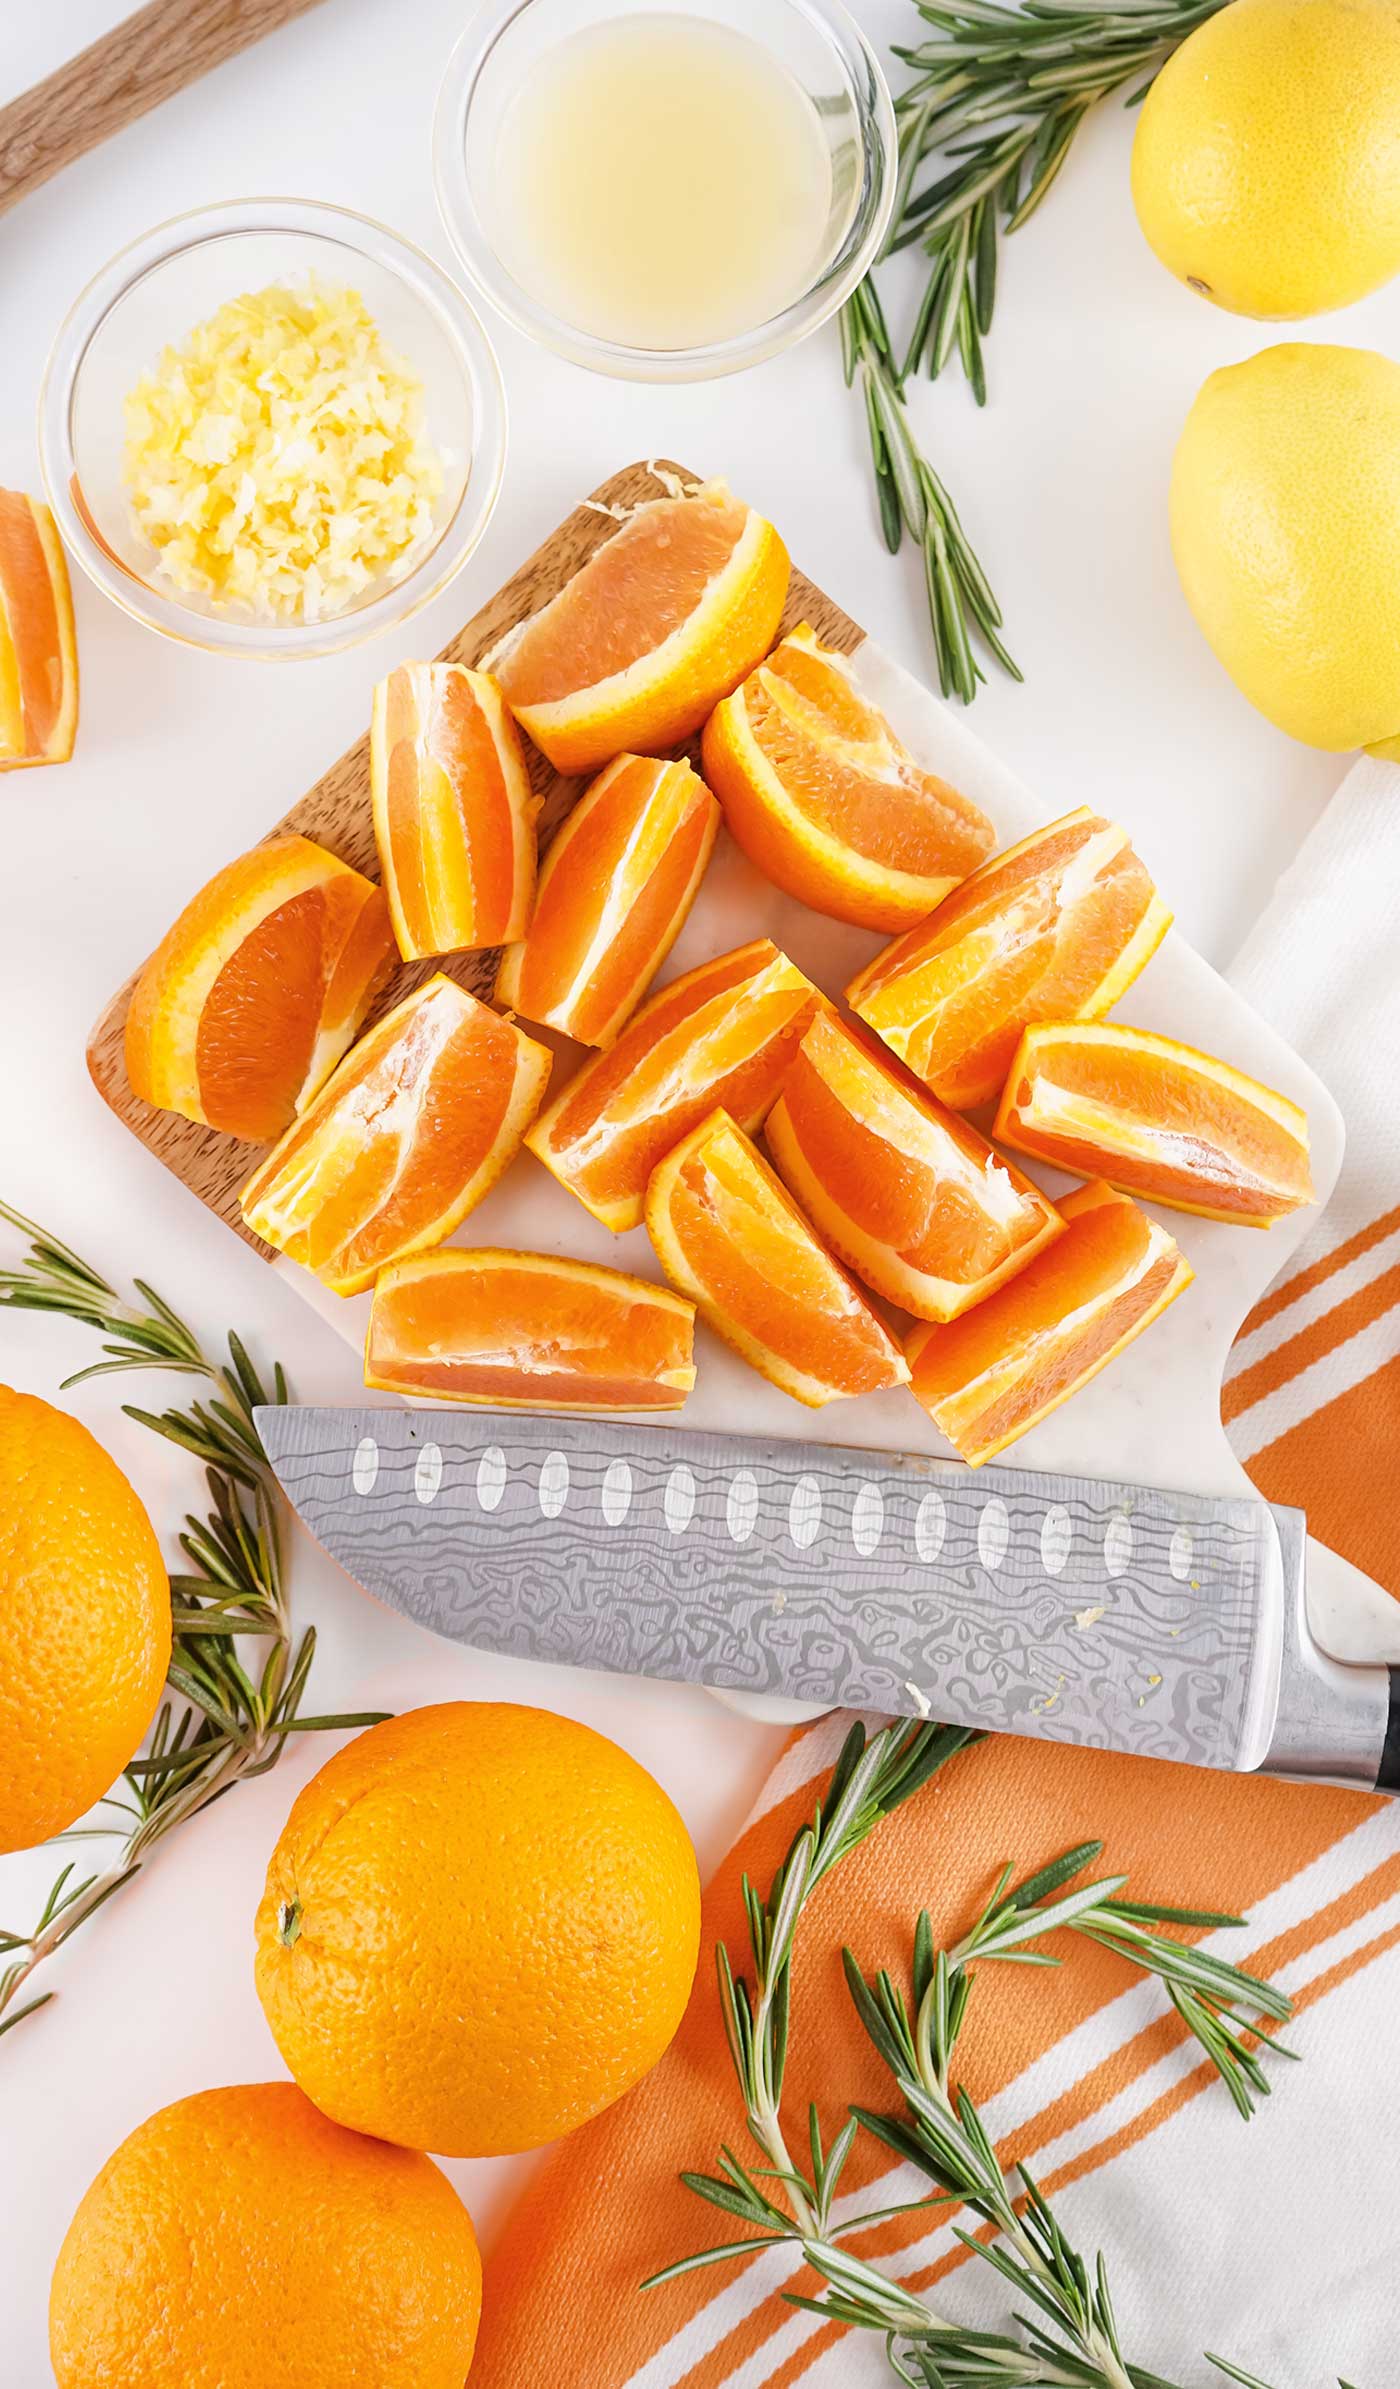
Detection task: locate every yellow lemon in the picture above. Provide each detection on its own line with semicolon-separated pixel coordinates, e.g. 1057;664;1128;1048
1132;0;1400;319
1170;342;1400;752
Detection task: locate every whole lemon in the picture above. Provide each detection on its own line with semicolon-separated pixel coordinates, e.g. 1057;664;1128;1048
1132;0;1400;318
0;1385;170;1854
50;2082;482;2389
254;1701;701;2157
1170;342;1400;751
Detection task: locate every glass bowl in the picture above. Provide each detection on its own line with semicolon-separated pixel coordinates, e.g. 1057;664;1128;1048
39;199;508;661
433;0;897;383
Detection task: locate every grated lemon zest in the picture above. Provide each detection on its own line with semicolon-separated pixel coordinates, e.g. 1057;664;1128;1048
122;281;445;624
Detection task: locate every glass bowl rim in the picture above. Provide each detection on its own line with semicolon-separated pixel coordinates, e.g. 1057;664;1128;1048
432;0;898;383
37;196;509;661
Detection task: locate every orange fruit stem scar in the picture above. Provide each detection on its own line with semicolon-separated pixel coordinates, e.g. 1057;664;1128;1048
525;937;824;1232
364;1247;697;1411
124;834;396;1143
240;974;552;1295
645;1107;911;1408
0;489;78;771
370;661;540;960
765;1009;1064;1322
494;477;789;775
905;1180;1193;1467
993;1019;1314;1226
495;752;719;1047
848;806;1172;1112
702;623;996;931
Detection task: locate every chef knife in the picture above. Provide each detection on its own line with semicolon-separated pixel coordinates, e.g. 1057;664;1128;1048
254;1403;1400;1792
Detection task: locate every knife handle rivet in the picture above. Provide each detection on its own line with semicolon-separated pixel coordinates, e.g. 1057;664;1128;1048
351;1436;379;1497
851;1482;884;1557
915;1489;946;1564
789;1475;822;1551
1104;1514;1134;1579
1040;1504;1072;1577
414;1444;443;1505
601;1458;633;1526
726;1471;758;1544
977;1497;1010;1573
664;1465;696;1535
538;1451;570;1519
1169;1525;1193;1582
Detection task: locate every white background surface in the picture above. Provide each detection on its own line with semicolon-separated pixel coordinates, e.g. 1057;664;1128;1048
0;2;1391;2377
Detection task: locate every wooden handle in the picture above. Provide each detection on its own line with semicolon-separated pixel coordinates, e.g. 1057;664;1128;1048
0;0;331;218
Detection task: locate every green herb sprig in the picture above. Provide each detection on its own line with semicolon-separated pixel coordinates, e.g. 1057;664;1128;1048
0;1200;385;2039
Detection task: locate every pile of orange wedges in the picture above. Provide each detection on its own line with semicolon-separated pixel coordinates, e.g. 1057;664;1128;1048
123;479;1315;1468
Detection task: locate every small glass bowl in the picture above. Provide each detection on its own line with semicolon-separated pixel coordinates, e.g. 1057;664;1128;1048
38;199;508;661
433;0;897;383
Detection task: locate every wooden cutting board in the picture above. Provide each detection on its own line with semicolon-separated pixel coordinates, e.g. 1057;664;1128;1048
86;458;858;1252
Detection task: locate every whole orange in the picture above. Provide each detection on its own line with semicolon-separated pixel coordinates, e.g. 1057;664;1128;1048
0;1385;170;1854
254;1701;701;2156
49;2081;482;2389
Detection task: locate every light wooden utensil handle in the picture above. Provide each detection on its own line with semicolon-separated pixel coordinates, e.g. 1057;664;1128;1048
0;0;331;218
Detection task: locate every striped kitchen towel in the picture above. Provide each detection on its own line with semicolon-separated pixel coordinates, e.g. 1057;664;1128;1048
470;759;1400;2387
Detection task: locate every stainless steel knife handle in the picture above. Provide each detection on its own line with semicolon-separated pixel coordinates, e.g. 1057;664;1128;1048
1264;1513;1399;1792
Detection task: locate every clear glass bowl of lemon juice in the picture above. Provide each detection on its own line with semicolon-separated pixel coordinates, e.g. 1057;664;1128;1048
434;0;896;381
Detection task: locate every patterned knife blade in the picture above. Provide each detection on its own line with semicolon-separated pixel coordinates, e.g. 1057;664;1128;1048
253;1404;1291;1771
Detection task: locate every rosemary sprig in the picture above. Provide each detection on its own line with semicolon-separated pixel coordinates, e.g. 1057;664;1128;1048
889;0;1229;399
841;281;1019;705
0;1199;386;2039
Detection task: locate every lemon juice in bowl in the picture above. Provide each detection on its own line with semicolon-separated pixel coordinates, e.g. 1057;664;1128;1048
434;0;897;379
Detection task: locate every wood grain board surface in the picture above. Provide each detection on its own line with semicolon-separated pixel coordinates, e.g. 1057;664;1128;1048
86;459;862;1253
0;0;331;218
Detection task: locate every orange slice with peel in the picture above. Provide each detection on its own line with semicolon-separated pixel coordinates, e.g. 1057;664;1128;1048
495;479;789;775
701;623;995;931
125;836;395;1142
0;489;78;770
240;975;551;1294
765;1010;1063;1323
496;753;718;1047
848;808;1171;1112
370;662;539;959
994;1021;1314;1226
526;939;823;1232
365;1248;696;1411
905;1181;1193;1466
645;1108;910;1408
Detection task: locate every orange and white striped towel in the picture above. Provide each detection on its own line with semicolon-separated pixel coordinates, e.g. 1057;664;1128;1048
471;762;1400;2386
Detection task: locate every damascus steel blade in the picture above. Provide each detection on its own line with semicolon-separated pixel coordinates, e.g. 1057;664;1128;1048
255;1405;1286;1770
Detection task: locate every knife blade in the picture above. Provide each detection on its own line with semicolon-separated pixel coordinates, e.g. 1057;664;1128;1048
253;1401;1400;1787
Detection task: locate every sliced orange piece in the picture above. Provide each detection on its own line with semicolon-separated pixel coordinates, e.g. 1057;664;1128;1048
240;975;552;1293
848;808;1171;1111
994;1021;1314;1227
495;753;718;1047
645;1109;910;1408
370;661;539;960
125;836;396;1142
765;1010;1063;1322
905;1181;1193;1466
494;479;789;774
364;1248;696;1411
0;489;78;770
702;623;995;932
526;939;823;1232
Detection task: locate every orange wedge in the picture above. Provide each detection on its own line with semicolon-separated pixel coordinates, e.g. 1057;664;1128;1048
0;489;78;770
370;661;539;959
701;623;995;931
125;836;396;1142
240;975;552;1294
494;479;789;775
526;940;823;1232
994;1022;1314;1227
905;1181;1193;1466
364;1249;696;1411
765;1010;1063;1322
645;1109;910;1408
495;753;718;1047
848;808;1171;1111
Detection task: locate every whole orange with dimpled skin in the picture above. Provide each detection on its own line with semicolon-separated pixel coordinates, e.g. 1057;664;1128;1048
49;2081;482;2389
254;1701;702;2157
0;1385;169;1856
